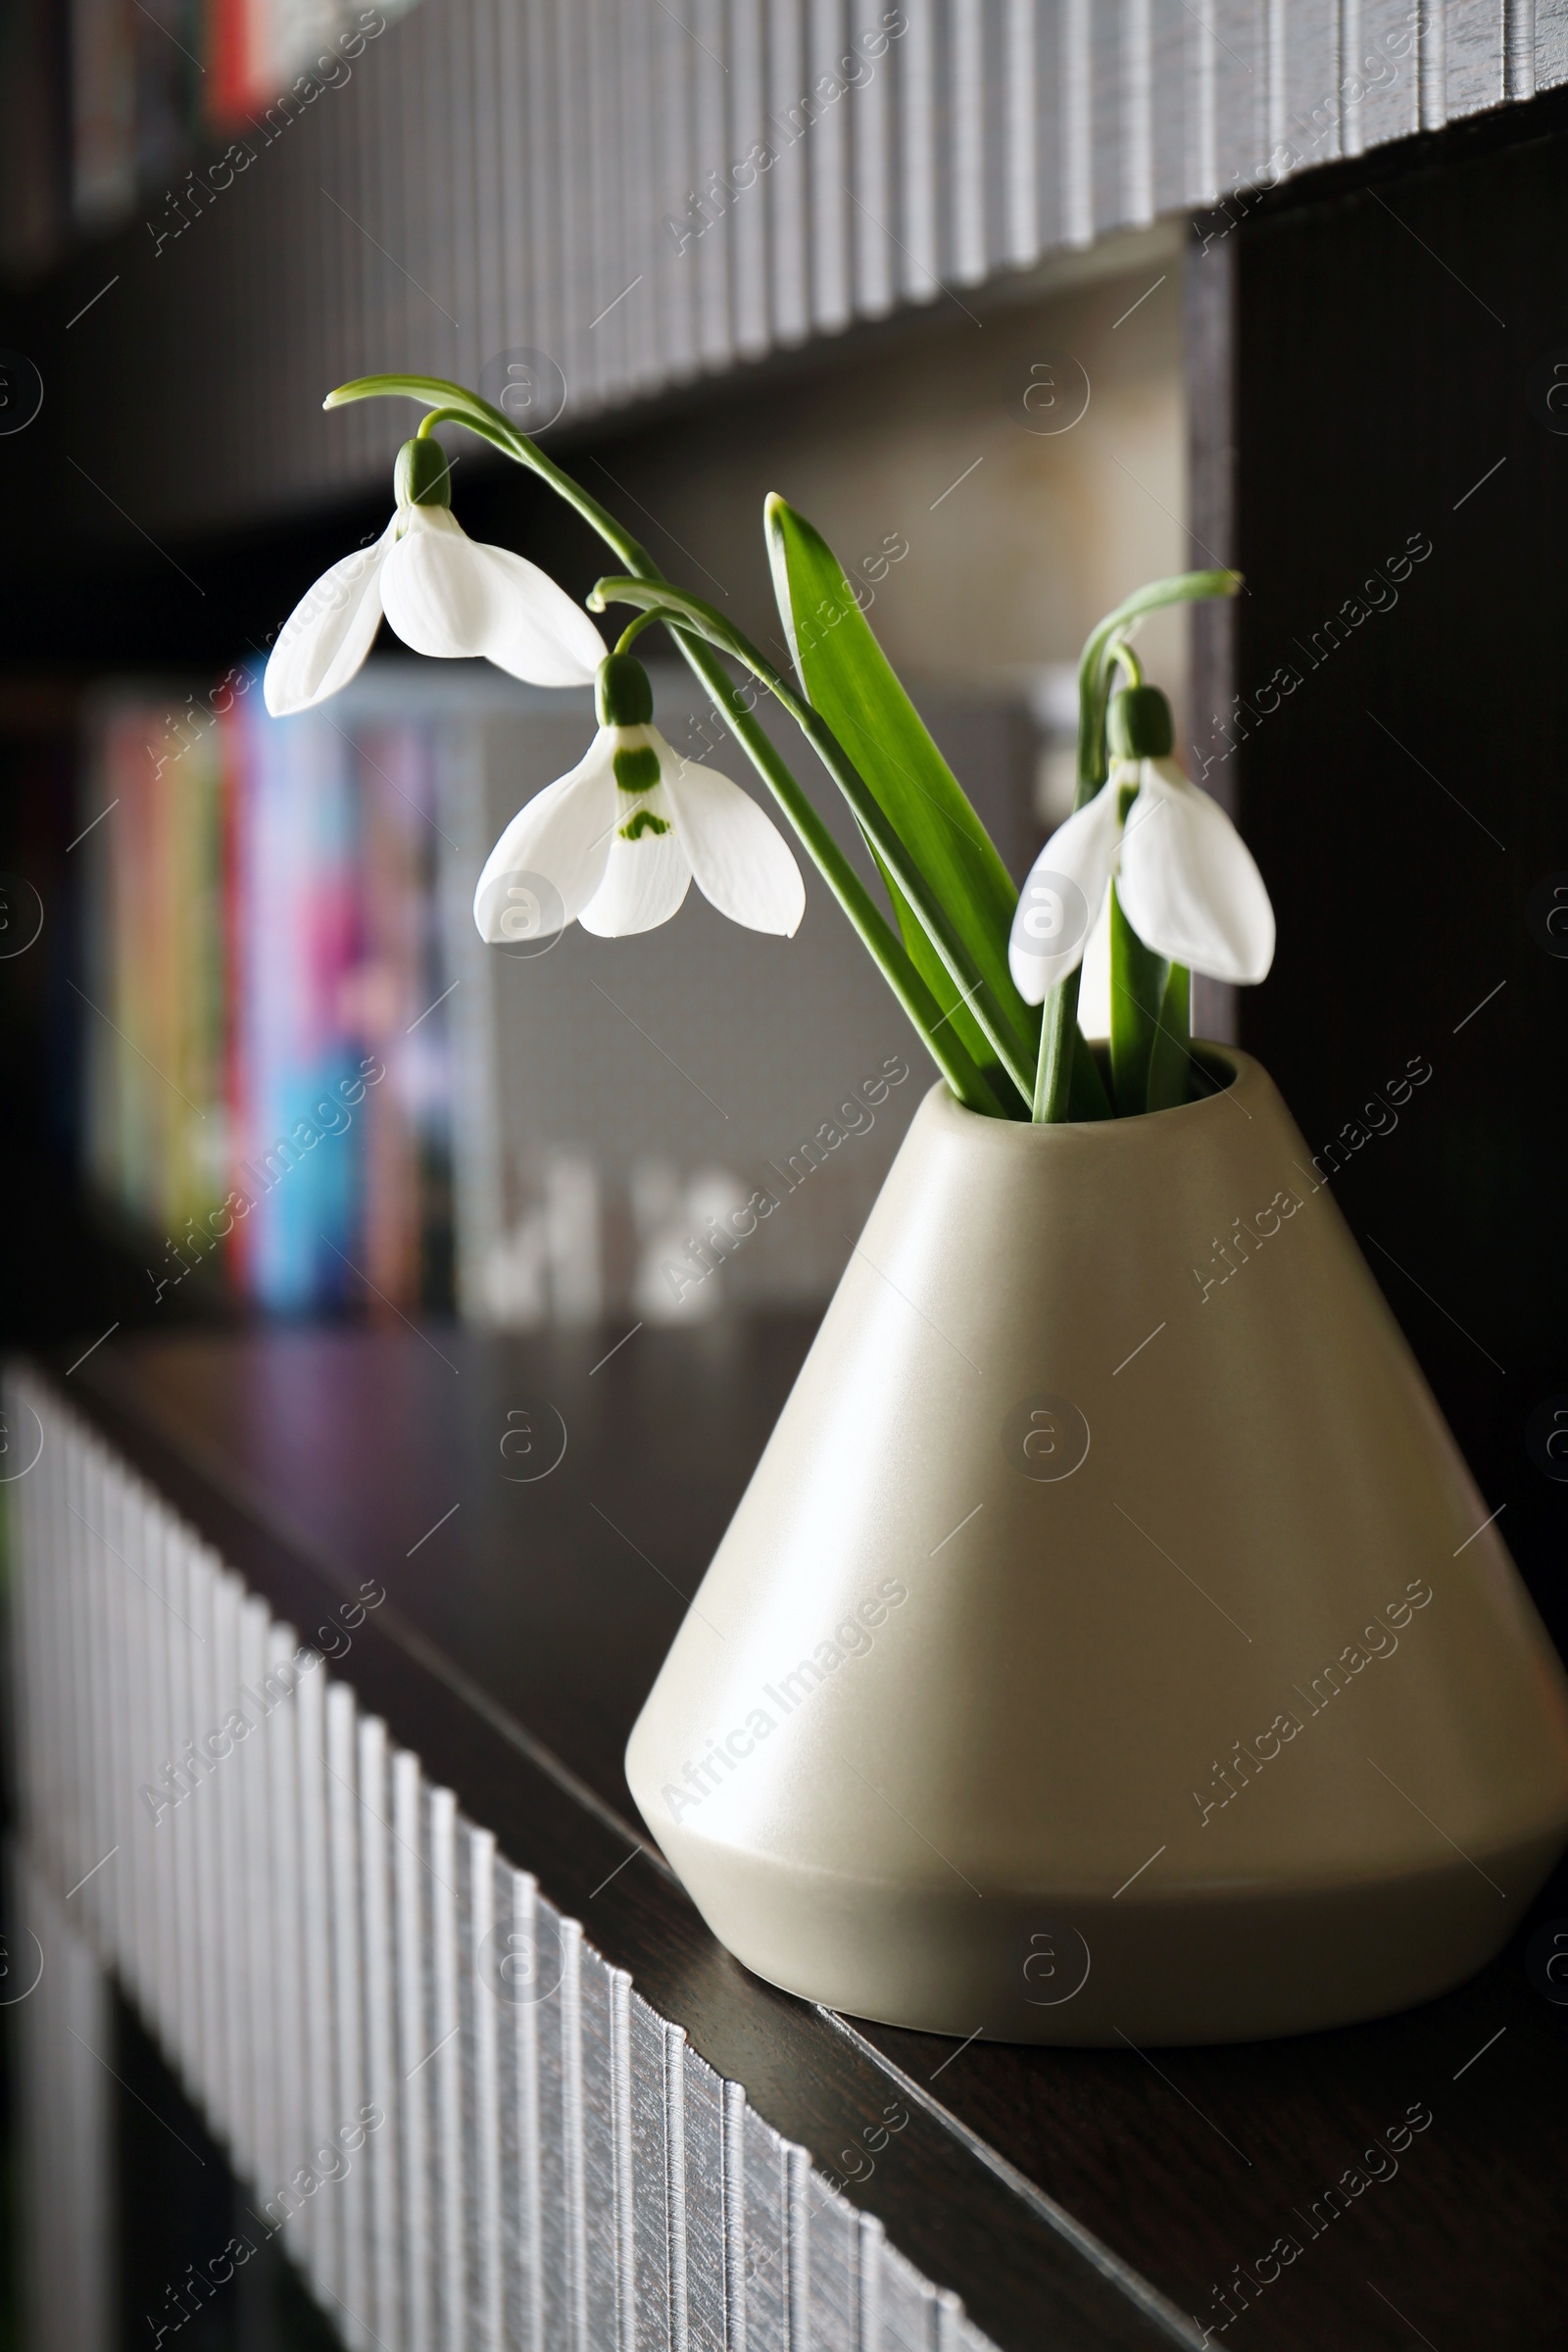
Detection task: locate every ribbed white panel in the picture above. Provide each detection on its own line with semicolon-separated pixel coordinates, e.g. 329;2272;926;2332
360;1712;403;2349
429;1786;466;2350
462;1826;504;2352
7;1360;1013;2350
328;1680;370;2343
13;1849;113;2352
28;0;1568;534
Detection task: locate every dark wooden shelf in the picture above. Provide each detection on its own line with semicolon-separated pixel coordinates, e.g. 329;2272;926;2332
48;1322;1568;2352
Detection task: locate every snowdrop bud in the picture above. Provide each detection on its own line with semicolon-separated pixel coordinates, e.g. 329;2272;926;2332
393;435;452;509
596;653;655;727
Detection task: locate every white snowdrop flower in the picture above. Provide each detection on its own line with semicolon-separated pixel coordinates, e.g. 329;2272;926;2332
1009;686;1274;1001
473;654;807;945
264;436;605;715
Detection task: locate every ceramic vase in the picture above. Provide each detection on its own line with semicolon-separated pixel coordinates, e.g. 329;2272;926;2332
626;1053;1568;2043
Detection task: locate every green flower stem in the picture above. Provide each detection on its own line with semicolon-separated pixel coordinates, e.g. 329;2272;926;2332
588;574;1039;1110
324;373;1003;1115
1146;962;1192;1112
1108;878;1170;1114
613;612;665;656
1031;567;1242;1123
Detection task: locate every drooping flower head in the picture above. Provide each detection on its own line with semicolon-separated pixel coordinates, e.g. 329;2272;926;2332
1009;684;1274;1003
473;652;806;946
264;436;606;716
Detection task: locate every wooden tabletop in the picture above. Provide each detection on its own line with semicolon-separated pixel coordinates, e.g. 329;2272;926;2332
55;1322;1568;2352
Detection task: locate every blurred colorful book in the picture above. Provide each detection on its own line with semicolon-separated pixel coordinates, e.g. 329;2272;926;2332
79;662;454;1316
0;0;414;270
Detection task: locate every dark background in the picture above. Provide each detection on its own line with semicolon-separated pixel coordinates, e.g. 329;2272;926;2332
1231;100;1568;1667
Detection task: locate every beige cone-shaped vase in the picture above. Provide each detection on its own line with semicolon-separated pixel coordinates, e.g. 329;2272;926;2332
626;1053;1568;2043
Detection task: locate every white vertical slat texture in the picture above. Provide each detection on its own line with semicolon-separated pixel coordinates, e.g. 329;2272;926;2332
297;1635;337;2299
851;0;899;308
1058;0;1094;243
730;0;772;357
1420;0;1448;127
327;1680;370;2346
1358;0;1425;150
359;1713;403;2352
583;0;621;400
266;1617;310;2263
771;0;813;338
630;1994;674;2350
1540;0;1568;82
463;1826;504;2352
46;0;1568;533
951;0;988;283
189;1541;224;2117
5;1362;1065;2352
744;2104;789;2345
807;2173;859;2352
1121;0;1153;226
810;0;855;323
394;1743;434;2352
653;0;700;382
620;0;662;387
1446;0;1508;109
580;1938;622;2349
694;0;735;368
14;1847;114;2352
899;0;942;294
428;1785;466;2351
499;1865;547;2352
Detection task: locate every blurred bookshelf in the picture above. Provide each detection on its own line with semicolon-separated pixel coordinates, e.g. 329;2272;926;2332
0;0;418;277
2;657;1041;1348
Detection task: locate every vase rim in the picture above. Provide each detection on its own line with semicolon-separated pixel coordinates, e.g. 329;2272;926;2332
932;1042;1250;1139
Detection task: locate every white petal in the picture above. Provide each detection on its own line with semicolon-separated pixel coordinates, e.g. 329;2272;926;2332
472;733;618;942
1007;784;1122;1002
469;542;608;685
1116;759;1276;984
381;507;603;685
263;520;394;715
658;736;806;936
578;777;692;936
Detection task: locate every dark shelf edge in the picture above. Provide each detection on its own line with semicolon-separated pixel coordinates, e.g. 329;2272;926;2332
24;1342;1193;2352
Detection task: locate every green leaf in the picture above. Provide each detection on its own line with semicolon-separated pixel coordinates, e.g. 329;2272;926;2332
1146;963;1192;1112
1108;881;1169;1115
766;496;1036;1084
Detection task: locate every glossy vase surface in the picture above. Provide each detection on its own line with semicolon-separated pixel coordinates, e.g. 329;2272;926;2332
626;1055;1568;2042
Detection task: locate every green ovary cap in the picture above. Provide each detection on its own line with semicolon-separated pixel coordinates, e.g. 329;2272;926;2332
1107;684;1174;760
597;653;655;728
394;436;452;508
